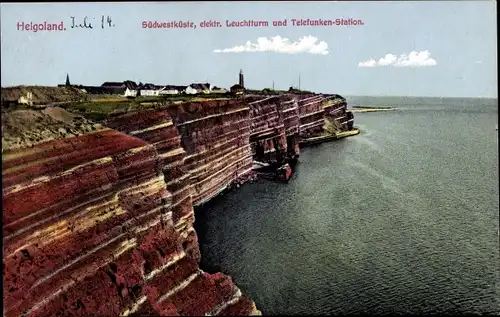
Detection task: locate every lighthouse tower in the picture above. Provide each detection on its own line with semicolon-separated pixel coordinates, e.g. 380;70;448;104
239;69;244;88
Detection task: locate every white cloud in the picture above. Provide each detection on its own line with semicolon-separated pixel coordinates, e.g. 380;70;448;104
358;51;437;68
213;35;329;55
358;59;377;67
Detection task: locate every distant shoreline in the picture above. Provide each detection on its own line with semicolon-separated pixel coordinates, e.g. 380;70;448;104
350;106;396;113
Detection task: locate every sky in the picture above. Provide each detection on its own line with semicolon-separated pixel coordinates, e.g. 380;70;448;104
0;1;497;98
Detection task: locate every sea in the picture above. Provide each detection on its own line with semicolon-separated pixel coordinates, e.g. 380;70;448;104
194;96;500;315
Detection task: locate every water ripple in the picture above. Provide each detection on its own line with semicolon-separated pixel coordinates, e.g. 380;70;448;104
195;104;500;315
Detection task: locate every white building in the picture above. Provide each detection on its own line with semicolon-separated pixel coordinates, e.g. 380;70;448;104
124;88;137;97
139;89;159;96
158;85;181;95
211;86;227;93
185;86;198;95
18;92;33;105
185;83;213;94
137;83;160;96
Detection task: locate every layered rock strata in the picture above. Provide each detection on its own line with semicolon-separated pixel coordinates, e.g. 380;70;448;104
102;108;196;250
247;96;289;165
297;94;354;140
247;93;353;163
2;107;260;317
3;91;355;316
105;100;256;208
276;95;301;161
164;99;254;206
297;94;327;139
323;95;354;131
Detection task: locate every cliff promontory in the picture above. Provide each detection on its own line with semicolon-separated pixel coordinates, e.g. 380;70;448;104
3;88;356;316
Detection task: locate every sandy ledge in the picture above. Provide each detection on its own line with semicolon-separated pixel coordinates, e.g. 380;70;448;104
299;128;360;146
350;108;396;113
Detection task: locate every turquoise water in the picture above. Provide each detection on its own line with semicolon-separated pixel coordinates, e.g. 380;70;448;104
195;98;499;315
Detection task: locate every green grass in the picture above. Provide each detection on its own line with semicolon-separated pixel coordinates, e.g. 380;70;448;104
67;101;137;114
61;100;161;122
81;112;111;122
59;93;236;122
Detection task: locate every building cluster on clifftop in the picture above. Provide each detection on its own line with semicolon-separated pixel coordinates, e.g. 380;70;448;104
57;71;250;98
60;75;228;97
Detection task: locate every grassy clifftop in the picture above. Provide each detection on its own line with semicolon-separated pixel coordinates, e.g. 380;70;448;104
1;107;105;153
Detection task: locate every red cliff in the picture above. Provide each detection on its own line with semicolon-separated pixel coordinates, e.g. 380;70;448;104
246;95;297;165
104;99;254;208
297;94;327;139
3;90;356;316
2;107;261;317
323;95;353;131
164;99;254;206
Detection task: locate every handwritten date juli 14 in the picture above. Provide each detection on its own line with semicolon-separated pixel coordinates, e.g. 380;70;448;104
70;16;115;29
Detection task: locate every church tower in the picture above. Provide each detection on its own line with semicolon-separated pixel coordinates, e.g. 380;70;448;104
239;69;244;88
